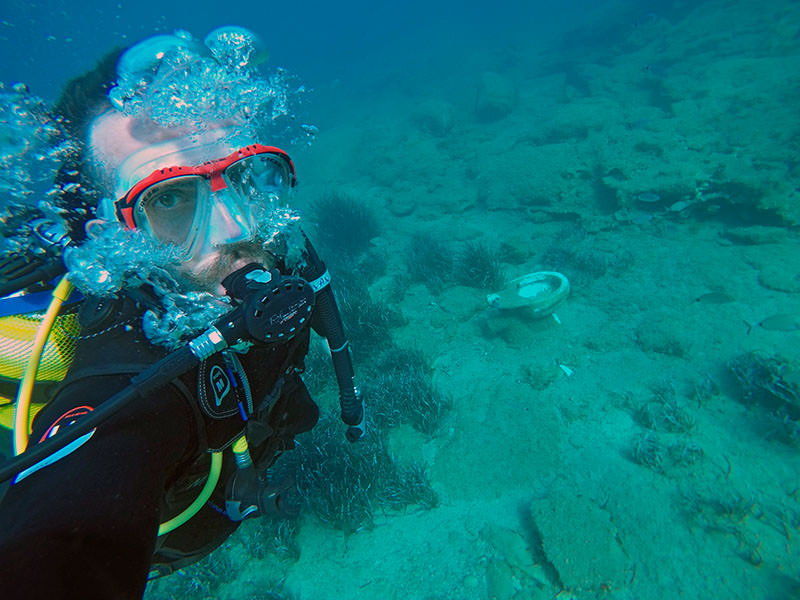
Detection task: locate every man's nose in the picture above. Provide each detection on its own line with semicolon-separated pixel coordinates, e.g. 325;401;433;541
207;192;252;246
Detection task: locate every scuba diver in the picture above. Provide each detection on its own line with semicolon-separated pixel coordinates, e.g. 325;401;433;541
0;27;362;599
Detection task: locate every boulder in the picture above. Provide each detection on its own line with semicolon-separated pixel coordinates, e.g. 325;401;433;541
528;492;632;593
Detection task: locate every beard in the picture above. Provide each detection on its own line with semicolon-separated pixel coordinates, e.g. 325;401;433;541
175;238;277;295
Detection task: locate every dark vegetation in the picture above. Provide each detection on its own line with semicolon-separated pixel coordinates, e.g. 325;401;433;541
541;225;633;289
290;414;438;532
276;271;447;536
310;192;379;258
405;232;453;293
728;351;800;445
625;381;703;474
332;274;403;361
362;346;450;436
454;240;505;290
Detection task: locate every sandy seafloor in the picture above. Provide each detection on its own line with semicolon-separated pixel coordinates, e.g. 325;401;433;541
126;0;800;598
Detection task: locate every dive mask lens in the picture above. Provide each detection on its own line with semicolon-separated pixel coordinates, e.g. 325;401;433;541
225;153;292;205
135;175;204;250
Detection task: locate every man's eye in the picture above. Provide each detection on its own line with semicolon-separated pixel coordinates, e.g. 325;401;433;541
154;193;177;208
153;191;190;210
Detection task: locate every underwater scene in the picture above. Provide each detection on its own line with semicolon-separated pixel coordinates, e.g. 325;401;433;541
1;0;800;598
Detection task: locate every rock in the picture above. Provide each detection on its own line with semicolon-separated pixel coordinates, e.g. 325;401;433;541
481;311;560;347
482;524;553;600
635;318;689;358
758;262;800;293
413;99;456;137
476;71;516;121
529;493;632;593
388;194;415;217
486;559;520;600
723;225;788;245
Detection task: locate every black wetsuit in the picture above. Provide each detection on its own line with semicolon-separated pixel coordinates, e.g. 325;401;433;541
0;287;319;599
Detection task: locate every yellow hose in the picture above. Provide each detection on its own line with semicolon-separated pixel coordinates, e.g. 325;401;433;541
12;273;221;534
158;452;222;536
13;275;74;455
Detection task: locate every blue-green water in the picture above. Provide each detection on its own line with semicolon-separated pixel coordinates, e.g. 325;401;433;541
2;1;800;599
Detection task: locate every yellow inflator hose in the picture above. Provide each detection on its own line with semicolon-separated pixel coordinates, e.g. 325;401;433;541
158;451;222;536
13;275;74;455
11;274;222;535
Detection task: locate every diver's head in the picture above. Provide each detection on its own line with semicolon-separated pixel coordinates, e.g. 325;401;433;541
85;109;297;294
55;27;301;296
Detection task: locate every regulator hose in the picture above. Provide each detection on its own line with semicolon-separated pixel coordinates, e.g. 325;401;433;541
315;286;363;439
299;235;364;442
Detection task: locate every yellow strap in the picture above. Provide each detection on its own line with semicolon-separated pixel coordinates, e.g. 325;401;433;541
13;275;74;455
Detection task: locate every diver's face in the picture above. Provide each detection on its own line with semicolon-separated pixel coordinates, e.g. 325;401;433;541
87;110;272;295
